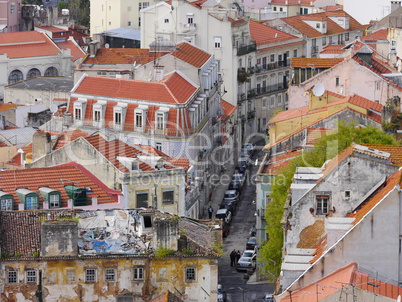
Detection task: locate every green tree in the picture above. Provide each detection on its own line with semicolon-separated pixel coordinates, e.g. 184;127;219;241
259;123;398;280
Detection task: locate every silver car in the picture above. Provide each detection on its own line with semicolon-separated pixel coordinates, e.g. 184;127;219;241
236;256;256;272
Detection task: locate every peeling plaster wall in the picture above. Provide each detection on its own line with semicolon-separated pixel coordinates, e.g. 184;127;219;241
1;257;218;302
286;155;398;250
288;188;401;291
41;221;78;257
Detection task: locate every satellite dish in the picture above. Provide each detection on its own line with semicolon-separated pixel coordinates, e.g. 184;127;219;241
313;83;325;97
50;104;58;113
105;43;110;48
397;295;401;302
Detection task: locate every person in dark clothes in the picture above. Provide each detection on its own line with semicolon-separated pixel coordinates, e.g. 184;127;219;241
208;206;213;219
236;250;241;263
230;249;236;267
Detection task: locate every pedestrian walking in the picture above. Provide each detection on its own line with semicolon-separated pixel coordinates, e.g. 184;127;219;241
230;249;236;267
236;250;241;263
208;206;213;219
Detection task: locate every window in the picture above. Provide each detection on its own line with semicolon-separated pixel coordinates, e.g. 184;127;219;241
376;81;381;90
115;111;122;125
75;108;82;120
264;192;272;209
345;32;349;41
26;270;37;283
185;267;196;281
1;198;13;210
85;269;97;282
273;6;277;11
138;17;141;27
109;5;111;10
8;70;23;84
164;18;169;23
293;49;297;58
280;7;283;11
156;142;162;151
10;4;15;13
345;191;350;198
316;23;320;29
262;97;267;108
135;111;143;128
27;68;41;78
187;13;194;24
133;267;144;280
316;195;329;215
156;112;164;130
26;196;38;210
94;109;101;122
262;117;267;127
105;268;116;281
335;77;339;86
128;21;131;26
49;194;60;208
214;36;222;48
270;96;275;108
45;67;58;77
137;191;148;208
8;271;17;284
322;37;326;46
277;94;282;106
162;190;174;204
329;36;333;44
66;270;76;283
270;54;275;62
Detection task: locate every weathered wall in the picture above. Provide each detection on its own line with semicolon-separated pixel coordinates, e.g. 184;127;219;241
0;257;218;302
41;221;78;257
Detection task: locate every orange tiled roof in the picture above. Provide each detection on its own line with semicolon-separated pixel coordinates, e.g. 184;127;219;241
221;100;236;120
262;149;302;175
361;145;402;166
250;20;300;46
82;48;165;65
168;158;190;169
271;0;315;5
0;161;120;209
0;31;61;59
228;17;248;27
292;57;344;68
0;103;22;112
361;28;388;41
171;42;211;68
73;73;197;104
36;26;67;33
56;39;86;62
320;44;346;54
306;127;330;145
281;10;365;39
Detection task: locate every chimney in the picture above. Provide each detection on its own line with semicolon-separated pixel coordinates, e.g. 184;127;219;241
32;132;52;162
89;40;99;57
357;44;373;66
153;218;178;251
391;1;401;12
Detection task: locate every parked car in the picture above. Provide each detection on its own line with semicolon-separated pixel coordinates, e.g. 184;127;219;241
235;165;247;174
216;208;232;224
238;157;250;169
246;236;257;250
264;294;275;302
217;284;227;302
229;181;242;192
223;190;239;204
219;201;236;215
231;173;245;187
236;256;256;272
242;248;257;259
240;148;251;159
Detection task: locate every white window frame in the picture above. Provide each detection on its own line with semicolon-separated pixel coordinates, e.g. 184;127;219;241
214;36;222;48
66;269;76;283
277;94;282;106
135;111;144;129
26;270;37;284
156;142;162;151
156;112;165;130
85;268;97;282
185;267;196;282
133;267;144;280
316;195;329;215
162;189;174;204
270;96;275;108
105;268;116;282
1;198;13;210
187;13;194;24
49;194;60;208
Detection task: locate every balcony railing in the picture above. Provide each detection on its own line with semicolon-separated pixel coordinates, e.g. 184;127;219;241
247;111;255;120
255;59;291;73
237;41;257;56
238;93;247;104
311;46;319;54
248;83;289;98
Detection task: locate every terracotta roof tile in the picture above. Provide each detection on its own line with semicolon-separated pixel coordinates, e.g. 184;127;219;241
221;100;236;120
73;73;197;104
0;162;120;210
36;26;67;33
82;48;165;65
0;103;23;112
171;42;211;68
361;28;388;41
320;44;347;54
262;149;302;175
56;39;86;62
361;145;402;166
306;127;331;145
250;20;300;46
0;31;61;59
292;57;344;68
271;0;315;5
280;10;365;39
228;17;248;27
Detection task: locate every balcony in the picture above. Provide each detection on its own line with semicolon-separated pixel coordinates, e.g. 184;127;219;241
247;111;256;120
238;93;247;104
237;67;250;83
255;59;291;73
248;82;289;98
237;41;257;56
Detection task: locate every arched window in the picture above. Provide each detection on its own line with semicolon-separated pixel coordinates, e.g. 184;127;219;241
44;67;58;77
27;68;41;79
8;70;23;84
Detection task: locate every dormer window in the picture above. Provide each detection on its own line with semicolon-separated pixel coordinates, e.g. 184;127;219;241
155;108;169;132
93;101;106;127
16;189;39;210
114;103;127;129
316;23;320;29
0;191;13;210
187;13;194;24
73;98;87;124
39;187;61;208
131;160;139;171
135;105;148;132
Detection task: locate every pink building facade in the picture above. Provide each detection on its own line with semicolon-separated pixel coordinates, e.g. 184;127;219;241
0;0;22;32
